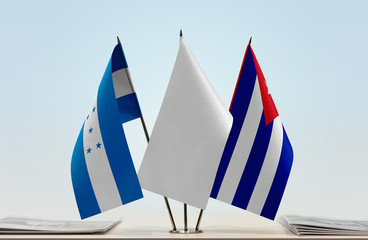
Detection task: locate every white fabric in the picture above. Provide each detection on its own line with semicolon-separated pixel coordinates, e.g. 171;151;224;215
138;38;232;209
216;77;263;203
246;117;283;214
112;68;134;98
83;96;122;211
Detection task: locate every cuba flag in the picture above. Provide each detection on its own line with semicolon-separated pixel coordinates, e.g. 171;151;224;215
211;42;293;220
71;41;143;219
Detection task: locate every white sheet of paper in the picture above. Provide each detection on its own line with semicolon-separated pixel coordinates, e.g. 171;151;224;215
0;216;120;234
280;215;368;236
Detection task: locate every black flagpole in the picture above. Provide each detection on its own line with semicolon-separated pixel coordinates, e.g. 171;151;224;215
195;209;203;231
179;30;190;233
180;29;204;233
117;36;177;231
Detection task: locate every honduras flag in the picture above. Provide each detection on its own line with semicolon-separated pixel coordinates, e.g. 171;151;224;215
210;43;293;220
71;41;143;219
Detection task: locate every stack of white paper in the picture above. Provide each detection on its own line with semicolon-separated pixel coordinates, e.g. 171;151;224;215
0;216;119;234
280;215;368;236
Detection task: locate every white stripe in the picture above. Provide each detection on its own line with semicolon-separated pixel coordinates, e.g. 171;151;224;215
216;77;263;204
112;68;134;99
83;96;122;211
246;117;283;214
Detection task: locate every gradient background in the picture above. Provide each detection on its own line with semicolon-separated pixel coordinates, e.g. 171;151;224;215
0;0;367;223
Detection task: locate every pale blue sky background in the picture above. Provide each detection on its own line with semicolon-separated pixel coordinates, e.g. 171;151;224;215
0;0;368;223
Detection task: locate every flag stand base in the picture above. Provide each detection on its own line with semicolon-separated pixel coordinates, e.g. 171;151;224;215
169;229;203;234
168;204;204;234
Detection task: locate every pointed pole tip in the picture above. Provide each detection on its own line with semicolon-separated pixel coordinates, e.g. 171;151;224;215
248;36;252;46
180;29;183;37
117;36;121;44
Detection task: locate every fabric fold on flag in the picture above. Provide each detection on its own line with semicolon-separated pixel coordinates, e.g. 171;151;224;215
210;44;293;220
71;43;143;219
138;37;232;209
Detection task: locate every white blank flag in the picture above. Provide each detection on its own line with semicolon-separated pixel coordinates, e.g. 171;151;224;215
138;37;232;209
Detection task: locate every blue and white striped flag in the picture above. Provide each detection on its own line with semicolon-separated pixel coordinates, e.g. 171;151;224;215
71;42;143;219
211;43;293;220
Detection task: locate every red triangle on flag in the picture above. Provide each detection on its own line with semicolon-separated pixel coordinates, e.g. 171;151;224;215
250;47;279;126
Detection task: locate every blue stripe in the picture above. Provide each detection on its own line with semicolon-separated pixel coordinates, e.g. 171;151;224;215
260;126;293;220
231;113;274;209
97;59;143;204
71;124;101;219
211;49;257;199
117;93;142;123
112;43;128;73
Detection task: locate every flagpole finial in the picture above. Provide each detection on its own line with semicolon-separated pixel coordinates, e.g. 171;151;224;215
248;36;252;46
180;29;183;37
117;36;121;44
